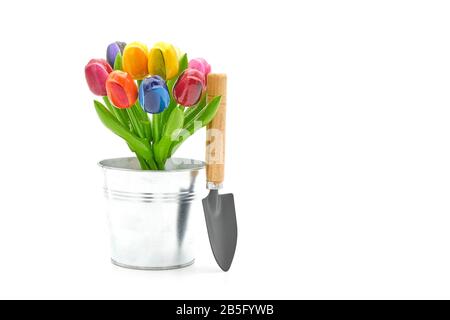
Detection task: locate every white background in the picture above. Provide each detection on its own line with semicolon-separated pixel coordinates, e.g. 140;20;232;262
0;0;449;299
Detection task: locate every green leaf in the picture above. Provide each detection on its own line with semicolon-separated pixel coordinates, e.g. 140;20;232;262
161;99;177;131
102;96;128;128
132;100;152;140
126;107;145;138
169;127;194;156
154;106;184;166
114;53;123;71
93;100;153;161
141;119;152;141
198;95;221;126
170;96;221;157
134;99;147;121
178;53;188;75
154;136;170;168
184;95;221;130
163;106;184;138
183;94;207;128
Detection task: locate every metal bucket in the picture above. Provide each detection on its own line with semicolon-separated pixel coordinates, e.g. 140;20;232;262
98;157;205;270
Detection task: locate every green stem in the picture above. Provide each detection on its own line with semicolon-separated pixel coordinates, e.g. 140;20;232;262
136;154;150;170
103;96;128;128
94;100;153;162
141;119;152;140
134;99;148;121
126;107;145;138
152;113;161;143
133;107;147;137
133;101;151;139
147;147;159;170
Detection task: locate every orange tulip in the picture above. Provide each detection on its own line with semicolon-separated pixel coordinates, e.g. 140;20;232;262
106;71;138;109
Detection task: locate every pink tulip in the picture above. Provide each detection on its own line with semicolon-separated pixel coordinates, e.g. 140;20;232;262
85;59;113;96
188;58;211;84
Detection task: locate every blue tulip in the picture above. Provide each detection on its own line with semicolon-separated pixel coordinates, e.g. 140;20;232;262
139;75;170;114
106;41;126;68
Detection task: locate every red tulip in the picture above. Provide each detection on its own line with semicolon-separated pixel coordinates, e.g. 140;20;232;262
106;71;138;109
85;59;113;96
172;69;205;106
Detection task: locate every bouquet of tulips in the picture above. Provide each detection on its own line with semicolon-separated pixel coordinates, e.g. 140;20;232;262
85;41;221;170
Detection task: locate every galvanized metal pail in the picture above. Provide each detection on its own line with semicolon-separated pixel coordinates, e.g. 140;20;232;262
98;157;205;270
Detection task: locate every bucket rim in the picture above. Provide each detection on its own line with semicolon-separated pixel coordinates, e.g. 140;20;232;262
98;157;205;173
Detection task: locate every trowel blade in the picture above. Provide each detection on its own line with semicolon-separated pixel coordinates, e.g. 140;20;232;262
202;190;237;271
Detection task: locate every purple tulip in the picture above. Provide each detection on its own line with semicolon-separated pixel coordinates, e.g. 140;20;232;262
106;41;126;68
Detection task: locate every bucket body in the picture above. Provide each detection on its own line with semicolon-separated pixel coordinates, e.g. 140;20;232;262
99;157;205;270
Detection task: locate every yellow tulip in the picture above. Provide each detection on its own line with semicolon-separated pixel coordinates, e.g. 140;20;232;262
122;42;149;80
148;42;179;80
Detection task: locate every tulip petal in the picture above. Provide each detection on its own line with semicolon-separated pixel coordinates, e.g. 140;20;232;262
156;87;170;112
148;48;166;79
122;42;149;80
85;59;113;96
106;71;137;108
189;58;211;84
107;41;126;67
148;42;179;80
108;82;129;108
189;58;211;75
139;76;170;114
172;69;205;106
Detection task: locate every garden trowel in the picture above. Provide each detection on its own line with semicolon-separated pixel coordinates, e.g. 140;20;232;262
202;73;237;272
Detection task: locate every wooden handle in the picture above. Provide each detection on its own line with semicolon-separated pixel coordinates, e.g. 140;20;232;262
205;73;227;188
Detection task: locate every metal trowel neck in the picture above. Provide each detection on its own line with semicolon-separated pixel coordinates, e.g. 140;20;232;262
207;182;223;190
